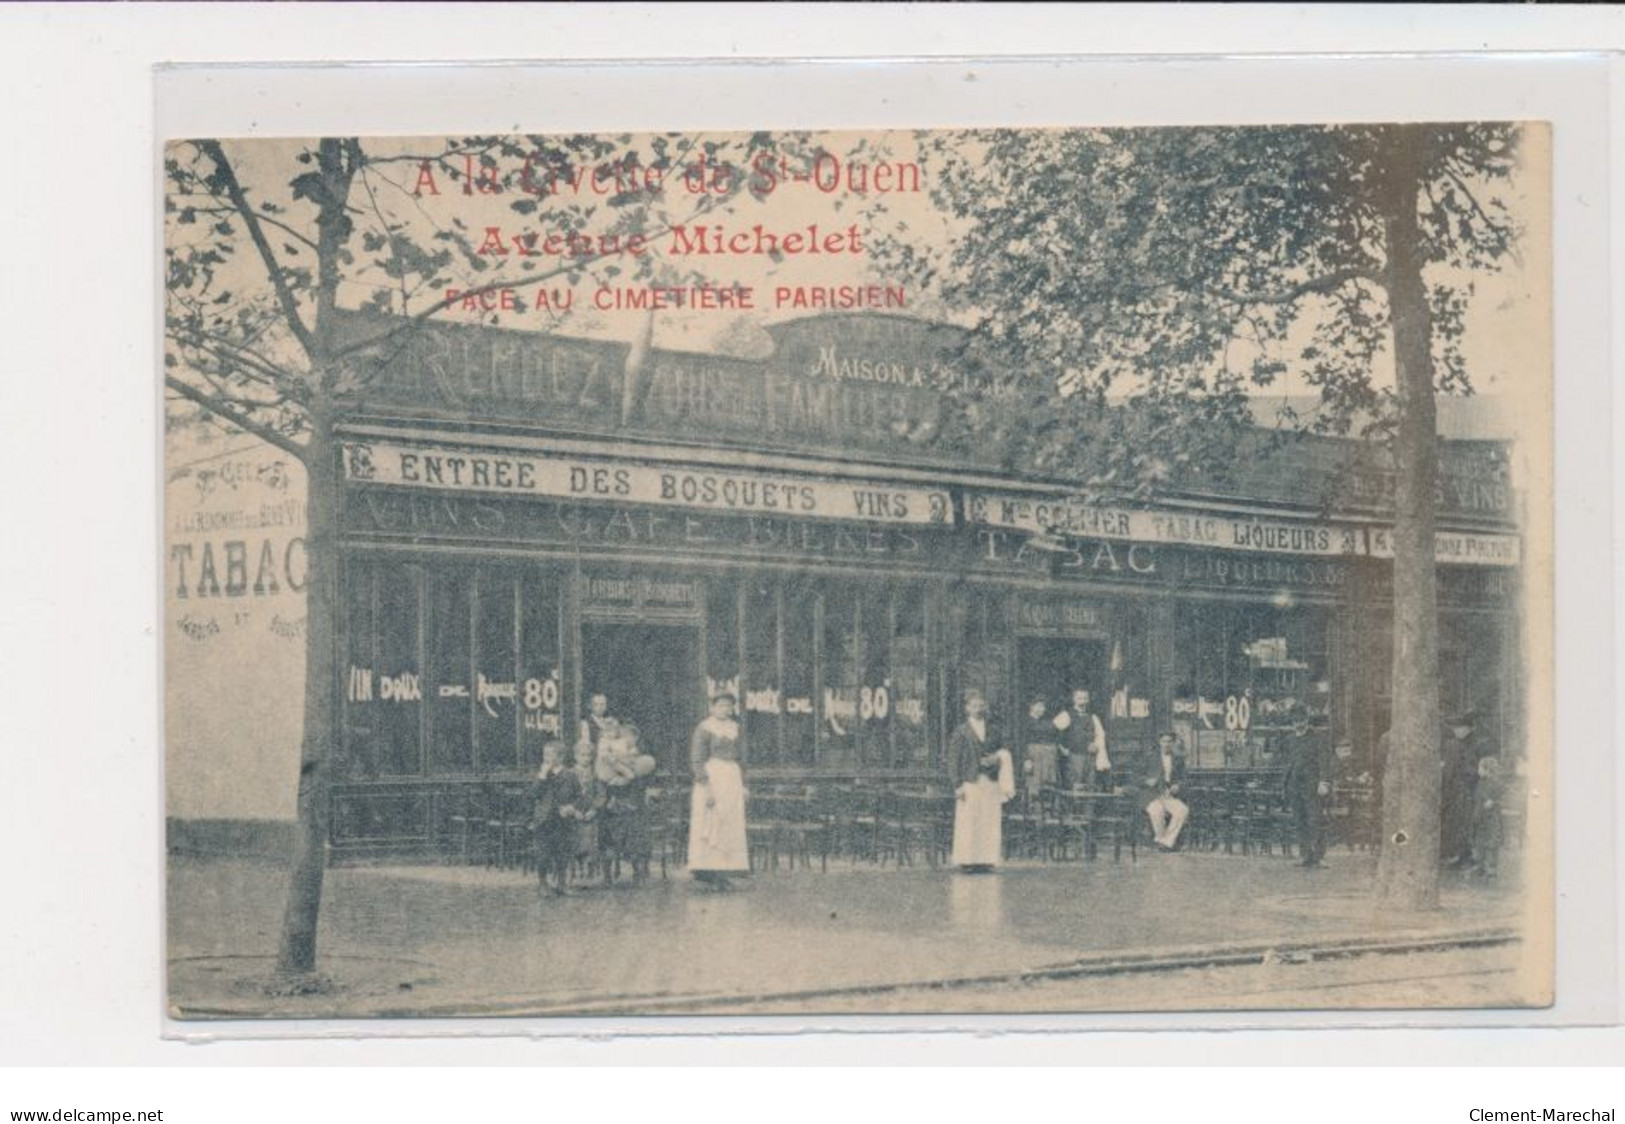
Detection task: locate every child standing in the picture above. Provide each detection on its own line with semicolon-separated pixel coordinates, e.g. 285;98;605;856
598;722;658;885
530;741;584;897
1471;756;1507;879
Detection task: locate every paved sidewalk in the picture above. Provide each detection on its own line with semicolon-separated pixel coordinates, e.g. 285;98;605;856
168;848;1527;1018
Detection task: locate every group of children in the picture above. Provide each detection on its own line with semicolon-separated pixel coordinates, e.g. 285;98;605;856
529;713;660;896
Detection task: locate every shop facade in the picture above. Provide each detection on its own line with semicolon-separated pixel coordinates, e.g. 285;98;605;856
326;311;1521;860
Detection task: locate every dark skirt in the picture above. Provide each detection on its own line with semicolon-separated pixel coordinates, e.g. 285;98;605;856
533;819;574;865
601;792;650;852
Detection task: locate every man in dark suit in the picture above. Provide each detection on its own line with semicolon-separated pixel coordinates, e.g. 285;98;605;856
1282;716;1330;868
1143;731;1189;850
1439;710;1480;868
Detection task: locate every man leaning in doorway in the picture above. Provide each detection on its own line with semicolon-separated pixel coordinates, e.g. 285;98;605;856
1053;687;1111;790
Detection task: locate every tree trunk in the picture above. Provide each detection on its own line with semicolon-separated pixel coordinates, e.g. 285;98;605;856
1374;126;1443;912
275;409;339;976
275;139;358;977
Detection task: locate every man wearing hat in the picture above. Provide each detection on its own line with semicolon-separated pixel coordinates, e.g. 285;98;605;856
1282;715;1331;868
1440;709;1481;868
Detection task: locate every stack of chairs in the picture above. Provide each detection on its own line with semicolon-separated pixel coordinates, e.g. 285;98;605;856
1002;789;1045;861
448;783;498;867
747;785;833;873
831;783;883;865
1040;787;1096;862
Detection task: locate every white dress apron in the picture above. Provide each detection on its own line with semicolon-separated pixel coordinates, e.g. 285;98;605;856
689;758;749;872
952;749;1014;867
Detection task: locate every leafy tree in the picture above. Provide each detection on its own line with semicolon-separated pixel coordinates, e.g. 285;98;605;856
889;123;1525;910
164;132;789;977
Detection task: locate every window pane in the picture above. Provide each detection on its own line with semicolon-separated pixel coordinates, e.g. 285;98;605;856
706;578;739;702
891;585;929;768
375;562;422;776
428;570;473;774
742;578;779;764
820;584;858;768
858;587;890;767
474;569;518;773
781;576;816;765
341;558;377;778
518;570;562;774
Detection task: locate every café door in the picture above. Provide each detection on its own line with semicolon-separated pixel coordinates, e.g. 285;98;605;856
1017;637;1109;718
579;621;704;779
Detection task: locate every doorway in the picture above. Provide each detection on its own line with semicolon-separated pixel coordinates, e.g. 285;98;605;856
579;621;703;780
1016;637;1109;719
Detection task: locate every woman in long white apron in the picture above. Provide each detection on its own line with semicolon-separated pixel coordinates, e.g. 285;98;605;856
688;693;748;889
950;693;1015;872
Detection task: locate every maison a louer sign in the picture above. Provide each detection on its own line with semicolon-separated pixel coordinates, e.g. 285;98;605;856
343;440;953;527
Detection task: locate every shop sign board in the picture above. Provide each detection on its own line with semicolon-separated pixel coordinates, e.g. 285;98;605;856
343;439;954;527
1365;527;1521;567
967;491;1519;567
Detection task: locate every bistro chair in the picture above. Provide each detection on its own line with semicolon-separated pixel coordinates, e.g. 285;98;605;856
832;783;883;865
1176;781;1216;852
447;784;491;867
1090;789;1138;863
748;786;831;873
1218;779;1254;855
1033;787;1078;862
899;789;953;868
496;786;534;872
873;788;910;867
1002;790;1044;861
644;785;687;880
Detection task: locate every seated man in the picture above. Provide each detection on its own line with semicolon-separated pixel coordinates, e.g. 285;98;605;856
1143;731;1190;851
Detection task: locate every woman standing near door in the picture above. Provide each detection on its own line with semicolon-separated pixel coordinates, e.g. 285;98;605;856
951;692;1015;872
688;692;749;890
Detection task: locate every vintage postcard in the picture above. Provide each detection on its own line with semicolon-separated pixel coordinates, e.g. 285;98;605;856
164;124;1552;1018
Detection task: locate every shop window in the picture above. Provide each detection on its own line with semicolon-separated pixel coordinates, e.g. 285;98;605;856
820;584;859;767
742;578;780;764
1173;601;1331;769
374;562;423;776
961;592;1011;724
340;558;378;778
781;577;817;766
518;570;563;773
857;588;891;767
891;585;930;768
428;570;473;774
705;578;739;702
474;569;519;772
694;575;936;772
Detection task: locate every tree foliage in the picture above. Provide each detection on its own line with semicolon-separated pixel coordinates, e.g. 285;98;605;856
876;124;1522;497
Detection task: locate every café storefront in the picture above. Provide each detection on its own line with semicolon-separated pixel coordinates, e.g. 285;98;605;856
326;311;1522;860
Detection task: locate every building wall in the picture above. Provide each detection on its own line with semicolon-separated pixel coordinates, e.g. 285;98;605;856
164;435;306;824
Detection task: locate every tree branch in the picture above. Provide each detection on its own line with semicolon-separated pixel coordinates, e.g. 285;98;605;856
165;374;308;461
187;204;320;253
1219;267;1375;306
195;140;319;362
357;166;412;316
169;324;302;393
1441;167;1518;262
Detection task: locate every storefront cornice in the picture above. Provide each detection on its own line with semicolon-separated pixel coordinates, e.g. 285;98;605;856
333;416;1515;536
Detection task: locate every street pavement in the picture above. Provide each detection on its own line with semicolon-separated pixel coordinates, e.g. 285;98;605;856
167;846;1529;1018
